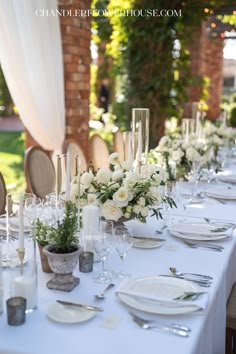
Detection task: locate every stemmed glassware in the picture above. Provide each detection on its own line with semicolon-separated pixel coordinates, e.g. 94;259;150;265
177;183;194;213
113;226;133;279
92;220;114;283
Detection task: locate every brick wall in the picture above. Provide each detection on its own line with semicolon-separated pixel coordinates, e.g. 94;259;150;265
26;0;91;158
186;22;224;120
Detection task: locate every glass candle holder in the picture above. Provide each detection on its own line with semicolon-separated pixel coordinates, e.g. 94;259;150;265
6;193;37;313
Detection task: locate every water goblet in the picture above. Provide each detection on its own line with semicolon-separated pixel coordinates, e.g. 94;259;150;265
92;228;113;283
177;183;194;213
113;226;133;279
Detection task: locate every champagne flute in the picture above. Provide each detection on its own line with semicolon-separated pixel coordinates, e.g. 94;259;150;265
113;226;133;279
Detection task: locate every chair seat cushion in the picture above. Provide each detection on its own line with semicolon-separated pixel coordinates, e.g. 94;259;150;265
227;283;236;330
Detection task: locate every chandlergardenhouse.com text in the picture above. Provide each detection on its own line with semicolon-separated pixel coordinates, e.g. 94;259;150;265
35;8;182;17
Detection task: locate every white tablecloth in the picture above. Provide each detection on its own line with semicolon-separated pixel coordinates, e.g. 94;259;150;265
1;183;236;354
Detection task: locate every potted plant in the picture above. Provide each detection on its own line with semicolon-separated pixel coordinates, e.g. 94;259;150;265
41;201;82;291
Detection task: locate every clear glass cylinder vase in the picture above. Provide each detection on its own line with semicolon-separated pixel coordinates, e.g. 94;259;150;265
6;193;37;313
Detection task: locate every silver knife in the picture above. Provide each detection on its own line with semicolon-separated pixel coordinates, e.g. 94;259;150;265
56;300;104;312
133;236;166;242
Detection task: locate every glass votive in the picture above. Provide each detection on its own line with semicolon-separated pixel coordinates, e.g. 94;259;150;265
7;297;26;326
79;252;94;273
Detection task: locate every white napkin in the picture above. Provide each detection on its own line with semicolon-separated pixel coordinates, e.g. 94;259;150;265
168;221;230;237
116;278;208;310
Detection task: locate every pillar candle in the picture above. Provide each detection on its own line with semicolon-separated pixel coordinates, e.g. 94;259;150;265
137;123;143;162
14;275;37;310
65;151;71;201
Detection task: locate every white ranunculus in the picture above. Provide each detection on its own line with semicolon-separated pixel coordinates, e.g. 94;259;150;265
101;200;122;221
109;152;120;165
87;193;98;205
96;168;112;184
113;187;129;207
137;197;145;207
81;171;94;187
141;207;149;217
112;170;123;181
133;204;142;214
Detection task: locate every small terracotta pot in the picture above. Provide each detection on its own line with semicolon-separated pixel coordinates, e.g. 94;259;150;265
38;243;52;273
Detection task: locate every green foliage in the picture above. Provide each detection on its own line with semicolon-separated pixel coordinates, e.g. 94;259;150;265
0;131;25;192
92;0;236;145
229;104;236;127
35;201;79;253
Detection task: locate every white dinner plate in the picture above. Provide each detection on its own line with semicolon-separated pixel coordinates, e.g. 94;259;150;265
219;174;236;184
206;188;236;200
169;230;229;241
133;238;164;249
117;276;201;315
168;222;230;236
47;302;96;324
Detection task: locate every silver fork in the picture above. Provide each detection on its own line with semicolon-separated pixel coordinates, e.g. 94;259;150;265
130;312;191;332
183;240;222;252
130;312;189;337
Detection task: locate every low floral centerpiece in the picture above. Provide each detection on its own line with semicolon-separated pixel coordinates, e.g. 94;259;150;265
149;133;216;180
70;153;176;224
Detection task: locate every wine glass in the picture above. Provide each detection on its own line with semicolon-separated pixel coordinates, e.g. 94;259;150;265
113;226;133;279
92;225;113;283
177;183;194;212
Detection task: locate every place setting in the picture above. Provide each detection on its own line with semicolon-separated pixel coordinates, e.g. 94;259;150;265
115;275;209;317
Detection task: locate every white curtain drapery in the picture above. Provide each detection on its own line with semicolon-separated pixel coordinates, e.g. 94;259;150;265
0;0;65;151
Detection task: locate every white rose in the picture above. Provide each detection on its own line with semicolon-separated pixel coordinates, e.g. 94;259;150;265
101;200;122;221
114;163;122;171
124;171;139;188
109;152;120;165
172;149;184;162
141;207;149;217
113;187;129;207
81;172;94;187
79;184;85;196
112;170;123;181
96;168;112;184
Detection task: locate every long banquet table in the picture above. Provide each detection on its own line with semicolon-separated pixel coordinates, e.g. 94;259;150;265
1;183;236;354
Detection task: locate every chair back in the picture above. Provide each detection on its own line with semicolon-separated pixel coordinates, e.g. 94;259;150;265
62;140;88;176
89;134;110;170
24;146;55;199
113;129;124;162
0;172;7;215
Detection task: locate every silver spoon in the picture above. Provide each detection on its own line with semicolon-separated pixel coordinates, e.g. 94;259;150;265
169;267;213;280
95;283;115;299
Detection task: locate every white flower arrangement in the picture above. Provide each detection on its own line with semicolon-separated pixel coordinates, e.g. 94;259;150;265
149;134;213;179
71;152;175;223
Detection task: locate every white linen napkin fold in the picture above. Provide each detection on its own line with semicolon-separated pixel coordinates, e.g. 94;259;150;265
116;278;208;310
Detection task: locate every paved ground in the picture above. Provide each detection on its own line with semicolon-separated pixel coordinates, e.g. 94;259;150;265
0;116;24;131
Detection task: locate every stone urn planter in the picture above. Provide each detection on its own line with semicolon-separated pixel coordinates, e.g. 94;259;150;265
43;244;83;292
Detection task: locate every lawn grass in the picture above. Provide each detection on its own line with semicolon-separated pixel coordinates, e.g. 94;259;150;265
0;131;26;192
